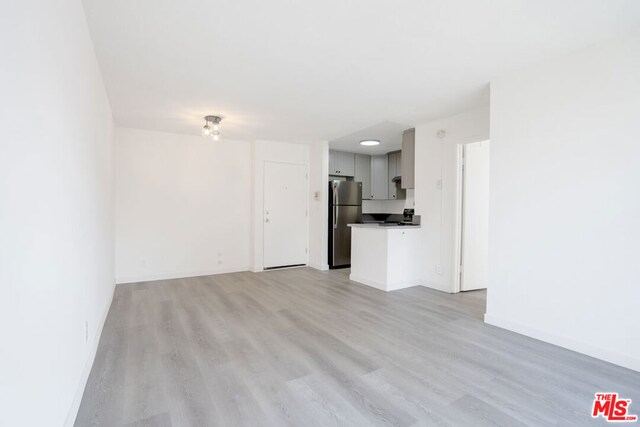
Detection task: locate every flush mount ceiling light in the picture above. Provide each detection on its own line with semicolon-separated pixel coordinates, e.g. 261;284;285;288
202;115;223;141
359;139;380;146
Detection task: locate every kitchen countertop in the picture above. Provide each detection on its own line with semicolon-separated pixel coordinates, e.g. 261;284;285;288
348;223;421;229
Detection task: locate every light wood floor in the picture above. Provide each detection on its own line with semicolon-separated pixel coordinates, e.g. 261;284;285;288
76;268;639;426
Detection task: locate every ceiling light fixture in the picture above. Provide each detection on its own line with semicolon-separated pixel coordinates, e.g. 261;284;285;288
202;115;223;140
359;140;380;146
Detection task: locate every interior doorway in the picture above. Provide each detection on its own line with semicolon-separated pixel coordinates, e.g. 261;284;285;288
456;140;490;292
263;161;308;270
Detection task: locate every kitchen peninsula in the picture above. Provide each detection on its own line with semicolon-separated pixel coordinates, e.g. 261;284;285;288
348;223;421;291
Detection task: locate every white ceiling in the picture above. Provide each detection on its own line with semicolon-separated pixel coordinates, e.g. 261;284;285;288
329;121;410;155
82;0;640;142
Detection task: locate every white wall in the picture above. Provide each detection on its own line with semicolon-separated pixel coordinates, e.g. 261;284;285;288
116;133;327;278
0;0;115;425
308;141;329;270
251;140;310;271
414;108;490;292
486;33;640;372
115;128;251;283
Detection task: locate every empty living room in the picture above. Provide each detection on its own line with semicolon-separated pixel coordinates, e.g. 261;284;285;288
2;0;639;426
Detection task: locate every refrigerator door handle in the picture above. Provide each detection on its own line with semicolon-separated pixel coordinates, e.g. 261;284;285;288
333;205;338;229
333;183;338;206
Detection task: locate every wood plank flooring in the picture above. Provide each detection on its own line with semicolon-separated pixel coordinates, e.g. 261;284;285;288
75;268;640;426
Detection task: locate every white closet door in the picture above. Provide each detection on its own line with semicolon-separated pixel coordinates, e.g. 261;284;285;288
263;161;308;269
461;141;490;291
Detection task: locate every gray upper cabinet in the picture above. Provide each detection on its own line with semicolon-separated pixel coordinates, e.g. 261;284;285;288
329;151;338;175
401;128;415;189
338;152;355;177
388;151;402;199
354;153;372;199
370;155;389;200
330;149;403;200
329;150;355;177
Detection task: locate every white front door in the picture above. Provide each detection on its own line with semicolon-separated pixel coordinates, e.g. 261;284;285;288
263;161;308;269
461;141;490;291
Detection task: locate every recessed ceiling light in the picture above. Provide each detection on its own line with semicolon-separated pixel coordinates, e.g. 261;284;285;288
360;140;380;146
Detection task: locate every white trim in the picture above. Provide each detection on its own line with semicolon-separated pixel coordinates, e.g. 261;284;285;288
453;144;464;293
419;280;455;293
484;314;640;373
387;280;425;291
309;263;329;271
116;267;249;284
64;284;115;427
348;277;455;294
349;274;424;292
349;274;392;291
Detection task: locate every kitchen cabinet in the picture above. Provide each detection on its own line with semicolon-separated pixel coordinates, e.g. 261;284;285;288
401;128;415;189
354;153;372;199
330;149;403;200
388;151;402;199
339;152;355;176
329;151;338;175
349;224;421;291
370;155;388;200
329;150;355;177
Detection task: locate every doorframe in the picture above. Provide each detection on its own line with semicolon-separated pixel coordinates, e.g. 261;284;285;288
262;160;309;271
453;139;490;293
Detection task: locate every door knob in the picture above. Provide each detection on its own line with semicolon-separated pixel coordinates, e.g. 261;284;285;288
265;218;270;222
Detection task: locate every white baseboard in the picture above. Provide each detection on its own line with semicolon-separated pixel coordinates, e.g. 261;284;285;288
116;266;249;284
419;280;455;293
349;274;423;292
484;313;640;373
387;279;425;291
64;283;115;427
349;274;388;291
309;263;329;271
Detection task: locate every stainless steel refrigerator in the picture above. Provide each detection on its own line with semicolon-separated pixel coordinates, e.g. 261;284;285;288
328;180;362;268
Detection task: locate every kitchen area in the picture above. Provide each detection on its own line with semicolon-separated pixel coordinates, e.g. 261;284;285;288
328;125;422;291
